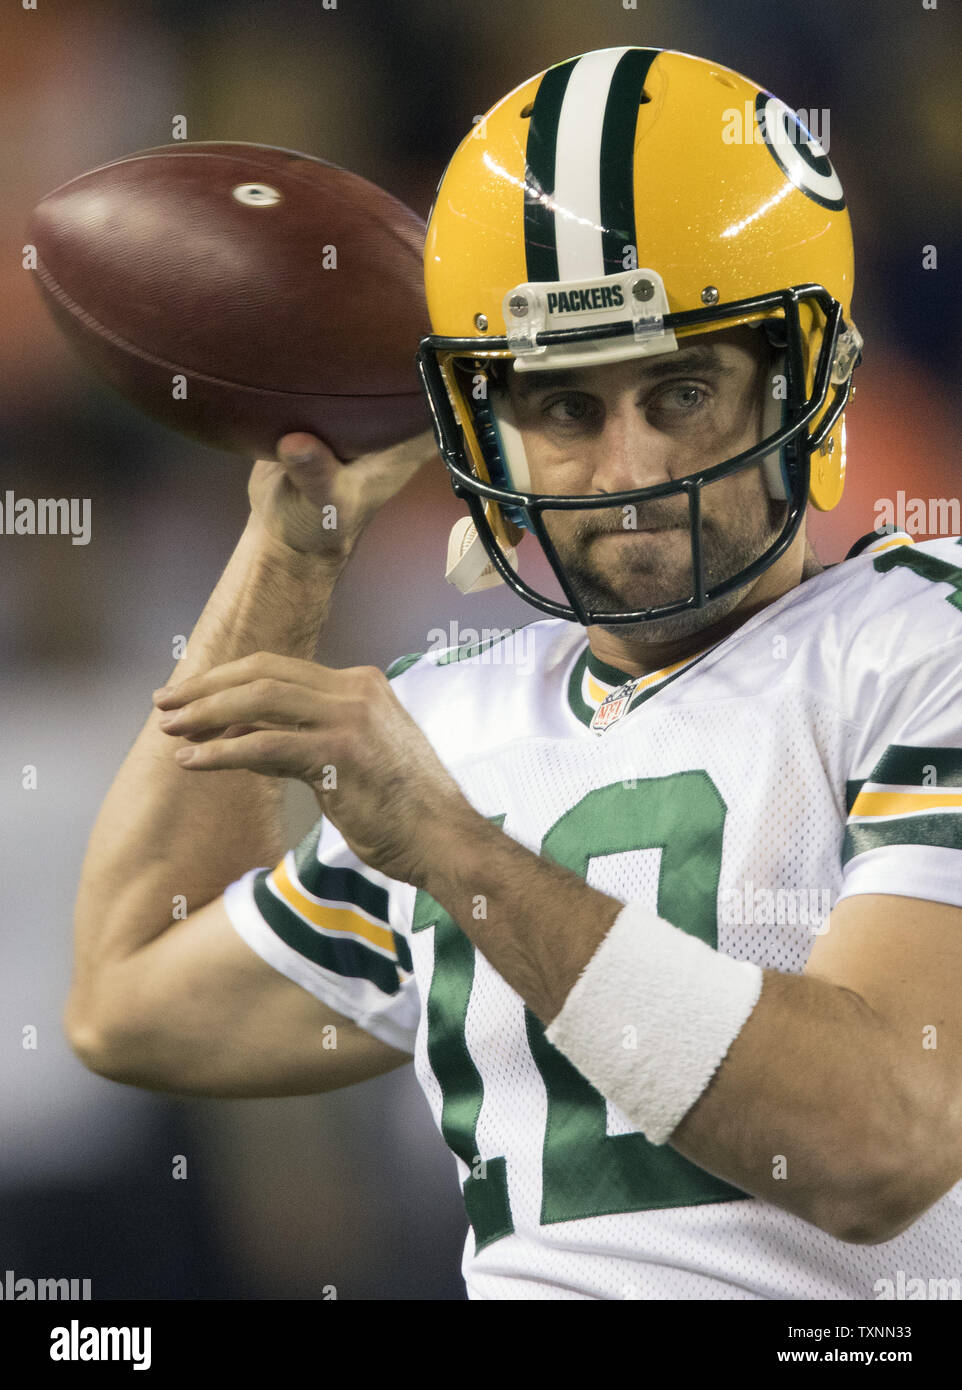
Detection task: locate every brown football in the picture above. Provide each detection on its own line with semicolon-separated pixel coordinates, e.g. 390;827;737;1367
27;142;432;460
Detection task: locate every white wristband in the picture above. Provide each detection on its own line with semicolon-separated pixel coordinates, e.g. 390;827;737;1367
544;901;764;1146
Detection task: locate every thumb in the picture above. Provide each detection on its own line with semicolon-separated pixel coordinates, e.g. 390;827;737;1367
276;432;336;466
274;432;342;492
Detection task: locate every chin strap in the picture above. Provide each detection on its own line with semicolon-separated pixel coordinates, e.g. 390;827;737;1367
445;383;527;594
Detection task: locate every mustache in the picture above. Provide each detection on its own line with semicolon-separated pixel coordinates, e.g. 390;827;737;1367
570;512;697;541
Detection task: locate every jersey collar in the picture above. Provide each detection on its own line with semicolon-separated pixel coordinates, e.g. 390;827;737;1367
564;528;917;731
565;640;719;731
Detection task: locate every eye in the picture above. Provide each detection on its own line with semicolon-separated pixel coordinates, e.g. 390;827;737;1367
542;394;599;428
648;382;711;421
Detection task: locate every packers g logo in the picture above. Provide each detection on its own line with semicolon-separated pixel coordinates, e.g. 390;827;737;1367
755;92;845;210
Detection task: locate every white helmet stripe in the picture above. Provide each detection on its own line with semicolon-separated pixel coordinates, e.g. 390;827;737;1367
552;47;633;281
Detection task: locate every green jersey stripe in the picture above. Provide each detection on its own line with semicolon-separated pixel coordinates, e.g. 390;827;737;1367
866;744;962;789
252;871;406;994
842;813;962;864
873;541;962;613
385;652;423;680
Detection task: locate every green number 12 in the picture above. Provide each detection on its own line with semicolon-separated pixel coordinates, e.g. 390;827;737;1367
412;773;749;1253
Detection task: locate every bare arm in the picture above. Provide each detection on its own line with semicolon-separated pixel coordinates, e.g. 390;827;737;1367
67;430;436;1093
71;515;334;984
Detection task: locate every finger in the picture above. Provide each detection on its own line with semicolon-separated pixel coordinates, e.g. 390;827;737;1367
374;427;439;472
180;723;260;744
254;432;332;468
153;656;388;711
276;432;332;463
174;729;318;777
157;680;320;735
181;728;227;744
275;433;342;485
353;428;440;488
152;654;335;709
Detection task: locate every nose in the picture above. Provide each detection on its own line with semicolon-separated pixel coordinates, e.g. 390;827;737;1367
588;397;675;497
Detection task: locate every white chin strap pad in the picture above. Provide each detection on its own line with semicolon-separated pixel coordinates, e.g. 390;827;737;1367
488;386;532;492
761;351;789;501
445;515;518;593
444;386;530;595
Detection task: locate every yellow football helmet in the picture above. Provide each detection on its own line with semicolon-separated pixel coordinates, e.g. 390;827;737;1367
416;45;863;625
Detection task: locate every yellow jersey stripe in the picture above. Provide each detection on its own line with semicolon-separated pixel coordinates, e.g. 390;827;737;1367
850;790;962;818
269;858;396;955
585;671;616;705
868;536;914;554
632;655;697;691
584;651;709;709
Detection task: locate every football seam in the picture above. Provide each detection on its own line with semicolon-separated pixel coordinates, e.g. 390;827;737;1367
32;257;423;400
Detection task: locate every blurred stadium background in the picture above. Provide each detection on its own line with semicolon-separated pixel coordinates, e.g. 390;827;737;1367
2;0;959;1299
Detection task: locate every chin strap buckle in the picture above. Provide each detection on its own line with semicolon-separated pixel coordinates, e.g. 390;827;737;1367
830;321;863;385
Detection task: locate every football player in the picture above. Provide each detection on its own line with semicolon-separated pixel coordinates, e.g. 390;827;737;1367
68;47;962;1299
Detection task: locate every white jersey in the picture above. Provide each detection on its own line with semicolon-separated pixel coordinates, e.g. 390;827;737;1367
224;531;962;1299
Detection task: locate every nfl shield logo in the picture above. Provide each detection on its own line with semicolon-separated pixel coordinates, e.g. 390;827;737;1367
590;680;640;735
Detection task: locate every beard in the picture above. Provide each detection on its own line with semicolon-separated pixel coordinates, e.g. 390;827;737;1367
549;494;788;640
